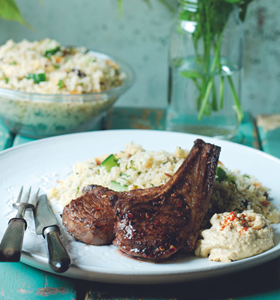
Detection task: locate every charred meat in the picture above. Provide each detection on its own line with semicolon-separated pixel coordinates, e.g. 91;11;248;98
113;139;221;260
62;139;220;260
62;185;117;245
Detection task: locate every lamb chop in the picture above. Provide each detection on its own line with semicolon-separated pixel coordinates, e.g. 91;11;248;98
62;186;118;245
62;139;220;260
113;139;220;260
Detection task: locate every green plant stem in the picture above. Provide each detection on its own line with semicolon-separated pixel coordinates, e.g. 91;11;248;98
198;78;213;120
198;34;222;119
212;82;218;111
228;76;244;123
220;76;225;109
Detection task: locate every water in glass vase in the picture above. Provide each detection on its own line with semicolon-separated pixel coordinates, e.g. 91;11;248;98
166;55;242;140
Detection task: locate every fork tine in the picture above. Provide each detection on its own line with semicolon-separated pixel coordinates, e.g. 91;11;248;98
33;189;40;207
16;187;23;203
26;187;32;203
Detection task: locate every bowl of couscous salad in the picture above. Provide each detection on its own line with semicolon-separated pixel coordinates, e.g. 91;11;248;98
0;38;134;138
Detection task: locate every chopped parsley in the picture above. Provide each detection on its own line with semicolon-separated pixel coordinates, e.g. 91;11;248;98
45;46;60;57
120;172;130;177
58;79;64;89
216;166;226;182
26;73;46;84
3;73;8;84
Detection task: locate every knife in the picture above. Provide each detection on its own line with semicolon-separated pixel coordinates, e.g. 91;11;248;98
34;194;71;273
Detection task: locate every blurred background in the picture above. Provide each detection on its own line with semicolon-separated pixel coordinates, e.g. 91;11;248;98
0;0;279;116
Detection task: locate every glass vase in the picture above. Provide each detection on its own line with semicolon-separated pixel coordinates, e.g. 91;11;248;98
166;0;244;140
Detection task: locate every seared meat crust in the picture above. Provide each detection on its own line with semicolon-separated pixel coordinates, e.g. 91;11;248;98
62;139;220;260
113;139;220;260
62;186;117;245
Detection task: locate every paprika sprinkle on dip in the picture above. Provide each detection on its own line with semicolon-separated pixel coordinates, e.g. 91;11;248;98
220;211;252;234
195;210;274;263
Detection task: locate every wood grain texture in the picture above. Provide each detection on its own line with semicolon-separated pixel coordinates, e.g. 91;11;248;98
0;262;78;299
256;114;280;159
0;119;13;151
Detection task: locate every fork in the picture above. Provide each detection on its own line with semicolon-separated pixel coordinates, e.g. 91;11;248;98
0;187;39;262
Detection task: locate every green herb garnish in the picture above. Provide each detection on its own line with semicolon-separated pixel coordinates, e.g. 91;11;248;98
58;79;64;89
120;172;130;177
3;73;9;84
216;166;237;188
100;154;119;172
216;166;226;182
26;73;46;84
45;46;60;57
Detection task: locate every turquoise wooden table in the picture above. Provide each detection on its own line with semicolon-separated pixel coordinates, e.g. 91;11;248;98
0;107;280;300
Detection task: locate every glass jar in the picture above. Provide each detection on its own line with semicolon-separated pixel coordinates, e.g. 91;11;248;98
166;0;244;140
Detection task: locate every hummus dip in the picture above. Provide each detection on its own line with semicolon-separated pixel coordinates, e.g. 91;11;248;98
195;211;274;263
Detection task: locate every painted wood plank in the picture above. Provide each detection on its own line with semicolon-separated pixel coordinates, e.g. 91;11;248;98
107;108;258;149
12;135;35;147
85;259;280;300
237;112;261;149
0;119;13;151
0;262;79;299
256;114;280;159
3;109;259;150
107;107;166;131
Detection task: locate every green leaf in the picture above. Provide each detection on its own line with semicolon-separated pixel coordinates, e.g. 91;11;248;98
180;70;200;79
225;0;241;3
117;0;122;18
216;166;226;182
45;46;60;57
26;73;46;84
3;72;9;83
0;0;33;29
58;79;64;89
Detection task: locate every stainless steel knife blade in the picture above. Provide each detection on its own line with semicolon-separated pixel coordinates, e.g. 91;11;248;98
35;194;59;235
35;194;71;273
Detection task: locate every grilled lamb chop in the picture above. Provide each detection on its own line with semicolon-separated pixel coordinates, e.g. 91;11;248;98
62;139;220;260
113;139;220;260
62;186;118;245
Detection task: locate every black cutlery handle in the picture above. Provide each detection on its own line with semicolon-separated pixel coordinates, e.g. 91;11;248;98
44;226;71;273
0;218;27;262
